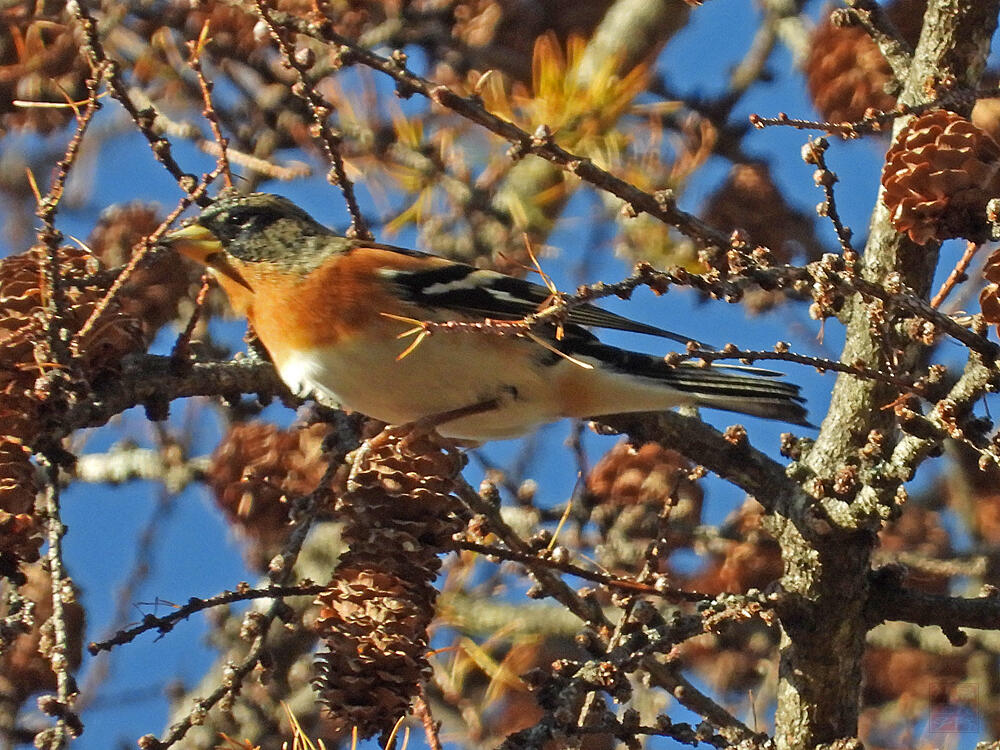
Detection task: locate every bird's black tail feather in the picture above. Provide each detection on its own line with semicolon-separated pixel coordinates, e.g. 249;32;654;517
568;339;811;427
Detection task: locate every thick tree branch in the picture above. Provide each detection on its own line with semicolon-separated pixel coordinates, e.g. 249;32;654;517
872;585;1000;637
63;355;285;434
772;3;1000;749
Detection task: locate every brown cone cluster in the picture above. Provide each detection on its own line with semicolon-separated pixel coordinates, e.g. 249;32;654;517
862;647;967;706
804;1;925;124
881;110;1000;245
313;428;465;738
686;499;782;595
208;421;334;570
587;440;701;512
877;506;952;593
702;163;823;265
451;0;614;83
87;203;192;342
587;441;703;573
979;247;1000;333
0;561;84;708
0;3;91;134
0;247;143;571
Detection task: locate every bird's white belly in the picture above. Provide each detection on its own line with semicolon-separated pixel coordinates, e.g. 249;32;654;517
276;332;563;441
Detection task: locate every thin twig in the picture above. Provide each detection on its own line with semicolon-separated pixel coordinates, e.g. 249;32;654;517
87;583;328;654
35;457;83;748
802;137;856;258
266;11;733;250
188;25;233;188
69;170;221;357
170;275;212;364
931;241;980;308
69;0;208;201
34;72;104;389
413;690;444;750
450;539;704;602
254;0;371;239
842;0;914;81
455;479;613;632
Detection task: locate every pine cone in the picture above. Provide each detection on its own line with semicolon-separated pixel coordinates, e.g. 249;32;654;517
587;441;703;573
685;499;782;594
0;561;84;707
314;428;465;738
208;421;334;570
979;246;1000;331
862;647;967;705
451;0;614;82
0;442;40;570
882;110;1000;244
0;4;91;134
702;161;825;310
804;1;926;124
87;203;193;342
587;440;701;512
0;247;143;570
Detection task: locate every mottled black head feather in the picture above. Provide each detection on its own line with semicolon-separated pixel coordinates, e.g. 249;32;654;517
194;193;346;269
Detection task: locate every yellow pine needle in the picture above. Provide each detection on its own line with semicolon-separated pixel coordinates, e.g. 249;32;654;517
395;325;427;340
473;69;497;96
194;19;212;58
281;702;319;750
520;237;570;340
12;95;107;109
217;733;258;749
459;636;528;695
24;167;41;205
65;234;94;254
572;549;613;575
381;311;426;330
546;497;574;551
380;312;434;359
395;329;429;360
524;237;557;296
383;716;407;750
524;331;592;369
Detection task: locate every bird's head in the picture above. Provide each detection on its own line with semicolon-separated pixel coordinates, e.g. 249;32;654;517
163;193;336;289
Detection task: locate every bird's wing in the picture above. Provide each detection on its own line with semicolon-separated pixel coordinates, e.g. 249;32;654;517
367;242;708;347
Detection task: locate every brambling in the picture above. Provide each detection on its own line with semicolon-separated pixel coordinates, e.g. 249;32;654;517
164;193;808;441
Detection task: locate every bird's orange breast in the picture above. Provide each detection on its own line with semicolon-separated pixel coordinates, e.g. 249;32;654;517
226;247;437;367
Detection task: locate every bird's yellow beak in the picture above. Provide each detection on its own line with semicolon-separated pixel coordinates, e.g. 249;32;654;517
163;223;253;291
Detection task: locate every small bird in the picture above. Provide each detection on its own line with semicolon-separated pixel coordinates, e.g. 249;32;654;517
164;193;808;441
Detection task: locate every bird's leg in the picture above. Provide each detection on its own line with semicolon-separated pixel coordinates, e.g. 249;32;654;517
346;399;498;489
346;398;500;489
356;398;500;459
399;397;501;448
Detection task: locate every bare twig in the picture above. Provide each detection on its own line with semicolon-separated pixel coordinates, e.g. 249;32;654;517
931;241;980;308
413;690;444;750
34;458;82;749
450;539;704;602
266;11;734;250
802;137;856;258
68;0;208;201
842;0;915;81
455;479;613;632
87;582;327;655
254;0;371;239
69;170;221;357
187;27;233;188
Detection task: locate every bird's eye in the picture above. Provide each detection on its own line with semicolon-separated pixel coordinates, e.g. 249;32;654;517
223;210;255;228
